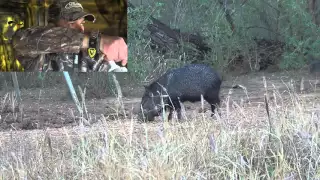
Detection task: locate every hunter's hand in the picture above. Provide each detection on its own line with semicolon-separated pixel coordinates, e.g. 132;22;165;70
100;35;128;66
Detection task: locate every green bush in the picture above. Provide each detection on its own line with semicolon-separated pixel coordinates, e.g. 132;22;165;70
128;0;320;75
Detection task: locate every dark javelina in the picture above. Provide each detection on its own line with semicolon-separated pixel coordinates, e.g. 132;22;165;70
138;64;222;121
306;54;320;76
310;61;320;76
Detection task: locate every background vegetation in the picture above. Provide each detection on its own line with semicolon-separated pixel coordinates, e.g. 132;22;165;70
128;0;320;80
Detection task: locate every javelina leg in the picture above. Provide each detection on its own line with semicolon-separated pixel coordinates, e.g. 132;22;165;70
176;108;182;120
204;95;220;117
169;100;182;120
168;108;182;120
168;108;173;120
167;105;176;120
210;104;220;117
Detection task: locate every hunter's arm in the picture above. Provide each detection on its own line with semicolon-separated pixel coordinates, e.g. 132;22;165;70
12;25;89;56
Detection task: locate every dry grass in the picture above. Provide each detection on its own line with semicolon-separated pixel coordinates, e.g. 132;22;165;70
0;80;319;180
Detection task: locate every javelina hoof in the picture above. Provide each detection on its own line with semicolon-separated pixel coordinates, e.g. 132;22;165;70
210;111;221;118
198;107;208;113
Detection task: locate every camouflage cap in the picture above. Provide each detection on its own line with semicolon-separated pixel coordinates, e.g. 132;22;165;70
48;0;96;23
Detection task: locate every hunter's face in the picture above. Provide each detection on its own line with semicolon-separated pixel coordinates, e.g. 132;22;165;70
68;18;85;33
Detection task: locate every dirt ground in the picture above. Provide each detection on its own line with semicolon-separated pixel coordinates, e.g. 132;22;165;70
0;69;319;132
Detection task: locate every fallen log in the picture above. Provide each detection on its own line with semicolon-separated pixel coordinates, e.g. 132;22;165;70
128;2;211;60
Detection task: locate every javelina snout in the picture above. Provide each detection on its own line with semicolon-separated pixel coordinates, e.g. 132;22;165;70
138;92;167;122
139;64;222;122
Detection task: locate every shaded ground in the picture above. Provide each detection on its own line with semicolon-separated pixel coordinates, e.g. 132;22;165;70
0;68;319;131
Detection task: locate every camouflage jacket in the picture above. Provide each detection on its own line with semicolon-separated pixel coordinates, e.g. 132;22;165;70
12;24;105;72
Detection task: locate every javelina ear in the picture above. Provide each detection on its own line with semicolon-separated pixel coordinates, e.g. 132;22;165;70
143;85;148;89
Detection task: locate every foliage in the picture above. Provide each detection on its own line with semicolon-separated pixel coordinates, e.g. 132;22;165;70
129;0;320;79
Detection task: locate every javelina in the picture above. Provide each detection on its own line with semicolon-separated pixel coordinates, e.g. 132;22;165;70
310;61;320;76
139;64;222;121
306;54;320;76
